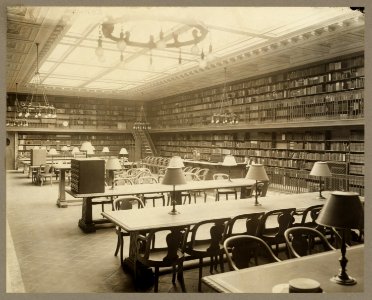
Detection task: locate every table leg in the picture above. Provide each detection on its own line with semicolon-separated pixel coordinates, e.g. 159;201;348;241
56;169;68;208
78;197;96;233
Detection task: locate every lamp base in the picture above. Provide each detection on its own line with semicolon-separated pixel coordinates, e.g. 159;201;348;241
331;275;357;285
254;202;262;206
316;195;326;200
168;210;180;215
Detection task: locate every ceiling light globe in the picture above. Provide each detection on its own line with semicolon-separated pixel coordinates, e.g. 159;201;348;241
191;44;199;55
117;39;126;51
95;46;104;58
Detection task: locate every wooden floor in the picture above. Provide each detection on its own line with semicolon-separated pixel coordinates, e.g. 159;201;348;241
6;169;291;293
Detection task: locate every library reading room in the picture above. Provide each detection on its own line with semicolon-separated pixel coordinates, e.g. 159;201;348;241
3;5;369;296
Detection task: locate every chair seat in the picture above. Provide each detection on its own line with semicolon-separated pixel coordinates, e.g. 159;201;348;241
140;248;185;267
186;241;224;258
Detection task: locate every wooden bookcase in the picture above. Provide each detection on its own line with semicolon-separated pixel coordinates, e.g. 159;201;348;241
147;53;364;195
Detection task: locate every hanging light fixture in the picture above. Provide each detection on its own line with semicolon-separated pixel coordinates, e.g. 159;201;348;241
211;67;239;125
96;17;209;67
6;83;29;127
133;105;151;130
17;43;57;121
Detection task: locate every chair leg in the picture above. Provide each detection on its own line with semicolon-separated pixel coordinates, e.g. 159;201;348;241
172;265;176;284
154;267;159;292
204;192;207;203
153;199;155;207
198;258;203;292
234;192;237;200
219;253;224;272
210;256;214;273
114;232;120;256
177;264;187;292
119;234;125;267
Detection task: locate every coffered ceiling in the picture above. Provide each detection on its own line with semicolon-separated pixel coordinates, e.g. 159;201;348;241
6;6;364;101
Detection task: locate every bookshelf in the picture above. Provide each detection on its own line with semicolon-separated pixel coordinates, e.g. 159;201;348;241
16;132;135;161
147;53;364;194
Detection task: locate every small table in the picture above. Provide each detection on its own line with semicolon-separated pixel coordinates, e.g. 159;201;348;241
202;245;364;293
53;164;71;208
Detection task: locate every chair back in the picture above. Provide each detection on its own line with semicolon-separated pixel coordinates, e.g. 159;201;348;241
224;212;265;239
183;166;193;173
187;218;230;255
136;176;158;184
213;173;229;180
294;204;323;227
195;168;209;180
284;226;335;258
258;208;296;238
184;172;200;182
137;225;190;265
114;196;144;210
223;235;281;271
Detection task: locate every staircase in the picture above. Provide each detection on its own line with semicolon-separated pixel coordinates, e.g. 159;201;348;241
132;128;157;159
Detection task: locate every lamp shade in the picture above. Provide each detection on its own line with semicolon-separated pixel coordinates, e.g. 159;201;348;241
316;191;363;229
222;155;237;166
119;148;128;155
310;161;331;177
106;157;122;170
167;156;185;168
71;147;80;154
48;148;58;155
162;168;187;185
61;146;69;151
245;164;269;181
80;141;93;151
86;148;95;155
102;147;110;153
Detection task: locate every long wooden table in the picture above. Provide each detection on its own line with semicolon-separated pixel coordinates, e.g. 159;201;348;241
202;244;364;293
101;191;325;277
66;178;256;233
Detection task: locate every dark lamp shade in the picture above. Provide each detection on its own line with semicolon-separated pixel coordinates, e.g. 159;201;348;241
106;157;122;170
162;168;187;185
310;161;331;177
245;164;269;181
316;191;363;229
222;155;237;166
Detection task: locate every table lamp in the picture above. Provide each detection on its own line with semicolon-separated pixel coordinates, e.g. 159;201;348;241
48;148;58;165
86;148;95;157
61;146;69;158
80;141;93;152
102;147;110;153
245;164;269;206
222;154;237;181
162;156;186;215
106;157;122;189
316;191;363;285
119;148;129;161
310;161;331;199
71;147;80;156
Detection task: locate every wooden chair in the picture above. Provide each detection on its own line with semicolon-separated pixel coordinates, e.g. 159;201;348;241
223;235;281;271
39;164;54;186
137;176;166;207
113;196;145;266
284;226;336;258
293;204;323;227
185;218;230;292
257;208;296;257
192;168;210;202
136;225;190;292
223;212;265;239
213;173;237;201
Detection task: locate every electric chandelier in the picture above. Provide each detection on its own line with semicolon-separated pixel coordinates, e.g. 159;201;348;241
95;17;212;67
211;67;239;125
6;83;29;127
17;43;57;120
133;105;151;130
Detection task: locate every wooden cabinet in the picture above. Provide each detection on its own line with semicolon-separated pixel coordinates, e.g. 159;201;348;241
70;159;105;194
